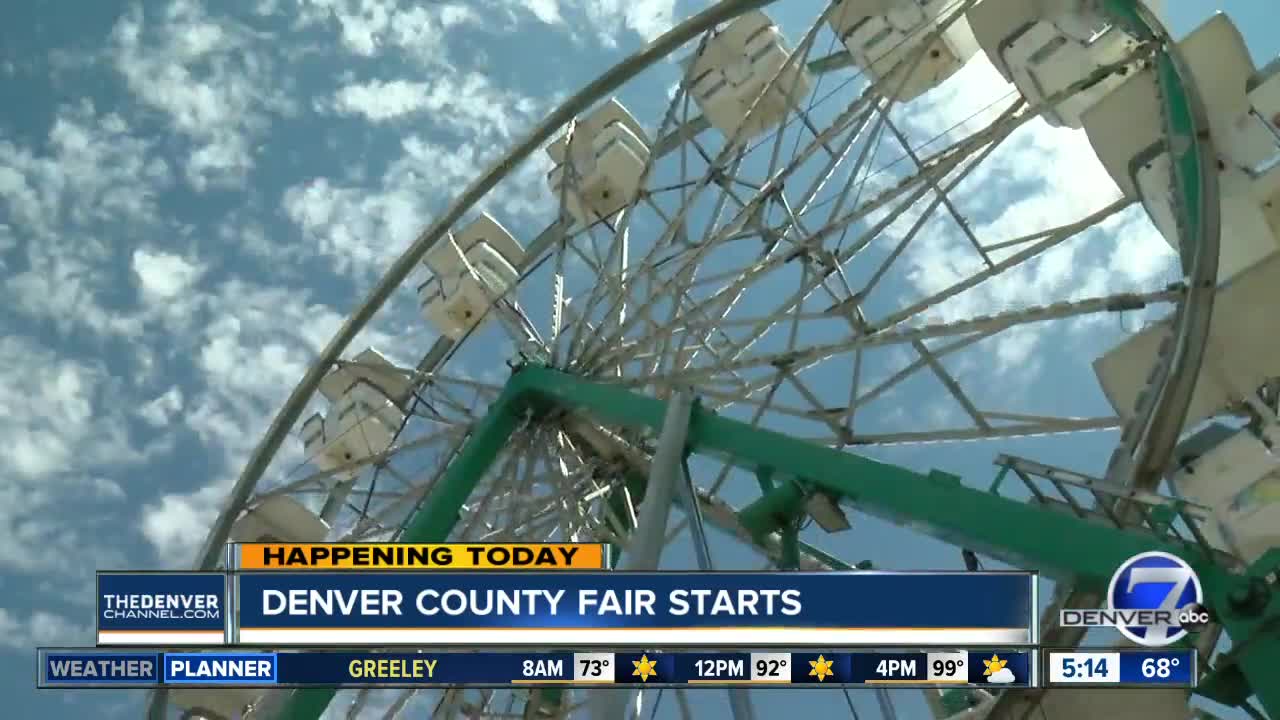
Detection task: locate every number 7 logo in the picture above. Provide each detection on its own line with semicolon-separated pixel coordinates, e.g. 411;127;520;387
1109;552;1203;647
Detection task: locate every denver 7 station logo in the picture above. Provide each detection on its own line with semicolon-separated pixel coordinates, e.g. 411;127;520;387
1061;551;1210;647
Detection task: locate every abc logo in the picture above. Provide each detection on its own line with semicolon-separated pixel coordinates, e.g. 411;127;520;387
1108;551;1205;647
1178;602;1212;633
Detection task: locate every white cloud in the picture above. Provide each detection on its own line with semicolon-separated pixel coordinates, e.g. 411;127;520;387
292;0;481;61
0;479;127;580
525;0;563;25
293;0;671;56
331;79;433;122
988;666;1016;684
139;387;186;427
88;477;129;501
132;249;204;302
298;0;397;56
0;101;179;340
0;100;168;237
110;0;293;190
328;73;541;140
0;608;93;650
282;126;552;277
0;337;147;483
0;102;217;348
282;176;420;277
579;0;677;46
0;337;140;589
141;485;227;565
438;5;479;27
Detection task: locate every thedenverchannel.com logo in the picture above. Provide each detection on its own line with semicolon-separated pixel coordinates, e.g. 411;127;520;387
1060;551;1213;647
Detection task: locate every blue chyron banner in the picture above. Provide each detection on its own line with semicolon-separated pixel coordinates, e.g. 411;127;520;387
234;571;1036;646
96;572;228;646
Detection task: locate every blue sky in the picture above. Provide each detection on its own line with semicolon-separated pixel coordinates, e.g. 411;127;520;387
1;0;1276;718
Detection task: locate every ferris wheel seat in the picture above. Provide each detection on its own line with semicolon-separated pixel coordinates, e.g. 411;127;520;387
317;347;411;407
1238;58;1280;172
230;495;330;544
300;411;325;442
1178;13;1278;173
1254;159;1280;227
300;380;404;472
828;0;976;103
967;0;1140;129
682;10;812;143
547;120;649;223
335;380;407;429
1219;167;1280;277
1131;136;1280;285
419;268;515;339
1250;57;1280;126
1092;249;1280;431
1081;12;1280;280
1130;144;1177;242
1084;13;1256;193
1132;150;1279;284
1170;426;1280;565
1080;60;1161;198
419;215;523;336
547;100;650;224
1173;427;1274;505
170;688;265;720
424;213;525;277
545;98;648;168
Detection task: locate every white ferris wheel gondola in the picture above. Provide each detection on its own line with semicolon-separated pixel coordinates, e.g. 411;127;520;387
827;0;979;103
967;0;1148;128
546;99;651;225
418;213;526;338
683;10;814;142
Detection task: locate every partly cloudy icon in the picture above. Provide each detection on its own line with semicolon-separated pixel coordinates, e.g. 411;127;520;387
987;667;1015;684
983;655;1014;684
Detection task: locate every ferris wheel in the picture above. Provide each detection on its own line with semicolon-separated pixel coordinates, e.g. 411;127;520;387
154;0;1280;718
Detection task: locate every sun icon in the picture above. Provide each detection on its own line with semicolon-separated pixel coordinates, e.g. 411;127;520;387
632;655;658;682
808;655;834;682
982;654;1008;677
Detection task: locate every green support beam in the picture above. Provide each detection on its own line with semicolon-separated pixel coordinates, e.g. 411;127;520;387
510;366;1279;715
737;479;807;540
274;380;529;720
517;367;1174;585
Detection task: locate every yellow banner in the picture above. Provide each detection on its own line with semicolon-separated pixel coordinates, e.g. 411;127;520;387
236;543;607;571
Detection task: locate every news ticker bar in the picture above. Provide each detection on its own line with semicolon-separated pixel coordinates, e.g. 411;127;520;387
39;649;1034;688
96;570;1036;647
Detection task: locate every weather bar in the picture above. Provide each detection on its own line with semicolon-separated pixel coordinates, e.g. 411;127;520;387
37;649;1034;688
1042;648;1196;688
